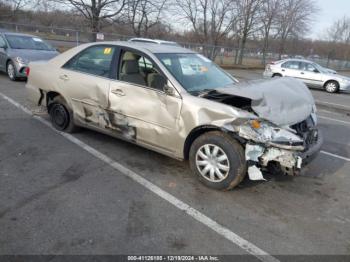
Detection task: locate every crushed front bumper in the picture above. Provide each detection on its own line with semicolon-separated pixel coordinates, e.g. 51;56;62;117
245;130;323;178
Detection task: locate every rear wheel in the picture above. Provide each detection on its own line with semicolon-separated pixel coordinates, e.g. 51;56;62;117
324;81;339;93
272;73;282;78
7;61;18;81
48;96;78;133
189;131;246;191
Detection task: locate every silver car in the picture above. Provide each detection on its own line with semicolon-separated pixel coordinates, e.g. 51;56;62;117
0;32;59;81
263;59;350;93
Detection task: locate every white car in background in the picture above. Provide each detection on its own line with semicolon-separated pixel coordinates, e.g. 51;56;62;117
128;38;180;47
263;59;350;93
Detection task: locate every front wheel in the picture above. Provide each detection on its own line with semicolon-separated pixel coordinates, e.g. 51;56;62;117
325;81;339;93
189;131;247;191
7;61;18;81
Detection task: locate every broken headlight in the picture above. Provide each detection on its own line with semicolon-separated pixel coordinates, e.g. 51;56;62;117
15;56;29;65
238;120;304;149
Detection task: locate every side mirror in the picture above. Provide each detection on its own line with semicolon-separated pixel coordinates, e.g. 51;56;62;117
313;69;319;73
164;84;175;96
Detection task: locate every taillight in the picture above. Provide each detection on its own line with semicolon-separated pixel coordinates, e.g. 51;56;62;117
25;67;30;77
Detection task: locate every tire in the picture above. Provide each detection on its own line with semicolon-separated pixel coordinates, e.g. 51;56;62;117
48;96;78;133
189;131;247;191
272;73;282;78
7;61;18;81
324;81;339;93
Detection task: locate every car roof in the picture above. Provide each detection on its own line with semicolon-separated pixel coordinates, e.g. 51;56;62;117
278;58;316;64
92;41;194;54
129;37;178;45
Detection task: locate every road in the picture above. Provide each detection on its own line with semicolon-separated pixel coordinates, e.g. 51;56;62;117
0;74;350;261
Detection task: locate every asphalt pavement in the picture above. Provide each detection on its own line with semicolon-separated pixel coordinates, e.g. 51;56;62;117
0;73;350;260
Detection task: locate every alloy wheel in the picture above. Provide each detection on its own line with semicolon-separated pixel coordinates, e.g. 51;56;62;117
7;63;15;80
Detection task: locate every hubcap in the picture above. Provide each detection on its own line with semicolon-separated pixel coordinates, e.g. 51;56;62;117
7;64;15;79
326;82;337;92
195;144;230;183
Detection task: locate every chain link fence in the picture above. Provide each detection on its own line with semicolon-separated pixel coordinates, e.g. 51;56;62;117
1;21;349;70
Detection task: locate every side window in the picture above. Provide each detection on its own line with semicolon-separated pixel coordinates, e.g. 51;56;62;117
300;62;316;72
0;36;6;48
282;61;299;70
281;61;290;68
119;50;166;90
64;46;115;78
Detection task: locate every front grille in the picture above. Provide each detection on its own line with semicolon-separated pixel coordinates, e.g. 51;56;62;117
291;116;318;147
305;129;319;145
291;116;315;135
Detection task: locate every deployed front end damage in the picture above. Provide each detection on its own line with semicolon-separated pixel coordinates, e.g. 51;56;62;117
235;117;322;180
202;77;323;180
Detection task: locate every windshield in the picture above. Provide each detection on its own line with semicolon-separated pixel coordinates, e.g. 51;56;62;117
5;35;55;51
156;53;236;92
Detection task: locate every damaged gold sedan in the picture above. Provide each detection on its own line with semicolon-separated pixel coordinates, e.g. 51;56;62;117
26;41;323;190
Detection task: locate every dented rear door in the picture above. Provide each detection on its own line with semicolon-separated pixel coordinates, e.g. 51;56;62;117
58;45;117;127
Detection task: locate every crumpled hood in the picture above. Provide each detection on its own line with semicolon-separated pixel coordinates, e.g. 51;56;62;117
8;49;59;62
215;77;315;126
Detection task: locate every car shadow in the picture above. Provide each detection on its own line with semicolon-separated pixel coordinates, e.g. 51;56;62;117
74;122;344;192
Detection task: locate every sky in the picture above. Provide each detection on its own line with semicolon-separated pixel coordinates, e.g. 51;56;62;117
309;0;349;40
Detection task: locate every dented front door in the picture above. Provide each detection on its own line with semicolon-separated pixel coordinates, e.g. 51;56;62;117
108;81;182;154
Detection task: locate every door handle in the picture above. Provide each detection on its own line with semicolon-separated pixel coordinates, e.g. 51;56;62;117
59;74;69;81
111;89;125;96
281;69;285;72
301;72;305;75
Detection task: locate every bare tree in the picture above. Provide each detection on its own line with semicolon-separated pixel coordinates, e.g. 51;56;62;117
4;0;37;19
51;0;127;41
174;0;235;59
327;16;350;44
327;16;350;65
259;0;280;64
7;0;31;11
275;0;318;59
233;0;264;65
126;0;167;37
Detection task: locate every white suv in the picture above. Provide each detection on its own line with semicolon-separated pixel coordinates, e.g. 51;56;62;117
263;59;350;93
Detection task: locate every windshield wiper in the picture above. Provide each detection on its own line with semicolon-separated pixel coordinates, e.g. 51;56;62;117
188;88;214;96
